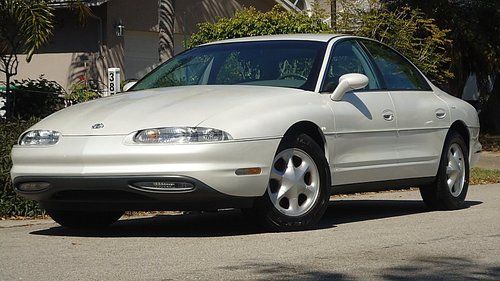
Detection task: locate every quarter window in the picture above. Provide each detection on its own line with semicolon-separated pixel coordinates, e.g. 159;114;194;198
361;40;431;91
321;40;380;92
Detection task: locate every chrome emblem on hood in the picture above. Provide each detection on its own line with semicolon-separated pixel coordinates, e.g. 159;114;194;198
91;123;104;129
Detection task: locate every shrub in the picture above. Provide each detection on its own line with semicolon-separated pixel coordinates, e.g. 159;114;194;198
1;75;66;120
67;80;101;104
188;6;329;48
0;118;43;217
188;3;452;87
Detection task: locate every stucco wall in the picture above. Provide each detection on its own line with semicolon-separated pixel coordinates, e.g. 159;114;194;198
173;0;276;52
2;0;280;92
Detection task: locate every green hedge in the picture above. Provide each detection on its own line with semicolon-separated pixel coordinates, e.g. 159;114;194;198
188;6;329;48
0;118;44;217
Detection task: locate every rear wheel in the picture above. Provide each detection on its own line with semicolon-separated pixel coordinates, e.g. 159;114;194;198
420;131;469;210
252;134;331;231
47;210;124;229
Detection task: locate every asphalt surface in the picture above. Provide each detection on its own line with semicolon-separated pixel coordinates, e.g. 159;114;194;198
1;184;499;281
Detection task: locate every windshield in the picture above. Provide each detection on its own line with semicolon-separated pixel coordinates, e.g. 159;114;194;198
131;40;327;92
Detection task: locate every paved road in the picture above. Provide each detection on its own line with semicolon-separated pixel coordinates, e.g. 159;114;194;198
1;184;499;281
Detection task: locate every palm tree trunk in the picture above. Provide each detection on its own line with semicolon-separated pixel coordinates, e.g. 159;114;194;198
159;0;175;62
4;72;12;120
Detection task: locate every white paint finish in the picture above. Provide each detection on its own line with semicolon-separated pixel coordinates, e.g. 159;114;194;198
11;136;280;197
330;73;369;101
390;91;450;178
10;35;482;199
199;89;335;141
433;87;481;165
122;81;137;92
314;37;336;93
202;34;340;46
327;91;398;185
28;85;331;138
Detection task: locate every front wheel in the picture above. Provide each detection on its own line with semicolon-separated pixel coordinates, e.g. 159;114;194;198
252;134;331;231
47;210;124;229
420;131;469;210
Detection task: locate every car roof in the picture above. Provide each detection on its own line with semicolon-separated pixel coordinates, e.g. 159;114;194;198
201;34;344;45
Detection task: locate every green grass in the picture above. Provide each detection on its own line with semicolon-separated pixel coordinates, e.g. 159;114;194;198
470;167;500;185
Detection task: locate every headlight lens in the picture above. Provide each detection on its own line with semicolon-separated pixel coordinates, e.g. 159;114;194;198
134;127;232;144
19;130;61;146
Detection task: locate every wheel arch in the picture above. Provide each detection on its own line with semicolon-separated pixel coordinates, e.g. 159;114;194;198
282;121;330;164
448;120;470;151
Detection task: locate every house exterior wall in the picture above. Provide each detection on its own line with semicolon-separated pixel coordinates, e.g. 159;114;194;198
173;0;276;53
3;6;106;92
3;0;280;93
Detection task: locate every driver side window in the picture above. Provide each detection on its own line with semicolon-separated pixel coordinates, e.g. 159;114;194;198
321;40;380;92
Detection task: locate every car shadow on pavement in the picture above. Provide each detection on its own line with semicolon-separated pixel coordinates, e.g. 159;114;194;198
216;256;499;280
30;199;482;238
320;199;481;226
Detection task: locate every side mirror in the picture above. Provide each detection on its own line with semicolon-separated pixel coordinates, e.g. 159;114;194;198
330;73;369;101
122;81;137;92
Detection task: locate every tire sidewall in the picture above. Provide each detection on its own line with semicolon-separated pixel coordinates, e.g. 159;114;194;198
437;132;470;208
257;134;331;230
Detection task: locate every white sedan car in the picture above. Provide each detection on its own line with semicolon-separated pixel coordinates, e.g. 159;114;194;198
11;34;481;230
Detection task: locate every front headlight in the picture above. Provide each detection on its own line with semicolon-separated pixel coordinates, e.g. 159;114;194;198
134;127;232;144
19;130;60;146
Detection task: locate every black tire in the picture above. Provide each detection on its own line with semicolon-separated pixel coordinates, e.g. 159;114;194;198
420;131;469;210
252;133;331;231
47;210;124;229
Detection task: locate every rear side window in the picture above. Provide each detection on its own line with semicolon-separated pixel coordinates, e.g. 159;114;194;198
361;40;431;91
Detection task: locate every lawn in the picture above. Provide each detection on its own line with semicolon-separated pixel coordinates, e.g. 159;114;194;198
470;167;500;185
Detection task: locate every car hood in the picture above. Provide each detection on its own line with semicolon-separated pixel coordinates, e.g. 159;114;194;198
30;85;297;136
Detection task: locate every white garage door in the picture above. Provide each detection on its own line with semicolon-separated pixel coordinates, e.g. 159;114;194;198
124;31;159;80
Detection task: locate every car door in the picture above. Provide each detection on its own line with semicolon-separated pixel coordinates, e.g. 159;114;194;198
321;39;399;186
360;40;450;179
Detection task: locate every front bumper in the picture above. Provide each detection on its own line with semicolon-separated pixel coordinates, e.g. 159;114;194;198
11;136;281;209
13;175;256;211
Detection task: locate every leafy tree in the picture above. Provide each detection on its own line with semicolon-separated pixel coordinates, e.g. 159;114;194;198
0;0;93;120
384;0;500;133
189;4;452;88
335;1;453;86
0;0;55;120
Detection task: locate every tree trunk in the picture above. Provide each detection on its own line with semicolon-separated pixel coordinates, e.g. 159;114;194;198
4;73;12;120
330;0;337;30
159;0;175;62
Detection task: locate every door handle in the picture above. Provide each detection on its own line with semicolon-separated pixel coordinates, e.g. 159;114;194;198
382;111;394;121
435;109;446;119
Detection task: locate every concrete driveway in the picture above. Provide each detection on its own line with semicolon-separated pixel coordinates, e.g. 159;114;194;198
1;184;499;281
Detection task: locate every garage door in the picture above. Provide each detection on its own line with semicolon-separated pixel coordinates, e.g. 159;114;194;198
124;31;159;80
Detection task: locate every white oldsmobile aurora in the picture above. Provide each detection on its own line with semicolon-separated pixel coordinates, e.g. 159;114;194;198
11;34;481;230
